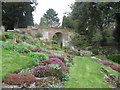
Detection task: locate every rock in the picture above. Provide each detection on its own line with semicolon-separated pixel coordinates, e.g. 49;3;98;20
79;50;93;56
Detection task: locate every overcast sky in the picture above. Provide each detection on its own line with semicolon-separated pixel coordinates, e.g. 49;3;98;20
33;0;75;24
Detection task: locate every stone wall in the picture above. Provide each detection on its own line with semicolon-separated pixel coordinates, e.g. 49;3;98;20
15;27;75;46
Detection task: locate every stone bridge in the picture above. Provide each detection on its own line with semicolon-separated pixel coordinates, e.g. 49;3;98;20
15;27;75;47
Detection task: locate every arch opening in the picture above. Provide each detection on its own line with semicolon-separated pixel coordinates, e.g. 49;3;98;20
52;32;63;47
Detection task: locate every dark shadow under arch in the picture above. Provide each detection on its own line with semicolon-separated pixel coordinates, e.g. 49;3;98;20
52;32;63;47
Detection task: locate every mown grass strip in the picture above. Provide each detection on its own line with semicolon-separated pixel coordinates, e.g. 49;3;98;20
64;56;119;88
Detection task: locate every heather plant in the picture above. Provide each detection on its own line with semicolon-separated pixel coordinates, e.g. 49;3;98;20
34;58;68;78
34;65;61;77
100;60;113;66
3;73;36;85
32;47;50;54
49;55;65;63
39;58;68;71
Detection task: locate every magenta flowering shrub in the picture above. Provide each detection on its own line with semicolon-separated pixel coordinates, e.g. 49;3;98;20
34;58;68;78
100;60;113;66
34;65;58;77
109;64;120;72
32;47;50;54
39;58;68;71
100;60;120;72
3;73;36;85
49;55;65;62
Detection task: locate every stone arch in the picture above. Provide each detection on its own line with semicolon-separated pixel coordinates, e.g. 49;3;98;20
51;32;63;47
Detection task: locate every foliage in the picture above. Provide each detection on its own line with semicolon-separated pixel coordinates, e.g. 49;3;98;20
39;58;68;72
100;60;113;66
28;52;48;60
34;58;68;78
1;41;34;53
49;64;62;70
63;46;71;50
32;47;50;54
3;73;36;85
113;12;120;47
63;2;120;46
2;48;36;79
39;17;49;28
107;55;120;64
49;55;65;62
62;15;74;29
66;62;73;67
2;2;37;31
67;49;79;56
43;8;60;27
61;71;70;82
19;68;33;75
0;32;13;41
28;52;49;64
109;64;120;72
70;33;89;49
34;65;62;78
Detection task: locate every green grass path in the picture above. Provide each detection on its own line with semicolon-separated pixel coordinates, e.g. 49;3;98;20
64;56;118;88
1;48;36;80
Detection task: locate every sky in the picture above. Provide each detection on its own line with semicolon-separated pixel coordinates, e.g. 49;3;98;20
33;0;75;24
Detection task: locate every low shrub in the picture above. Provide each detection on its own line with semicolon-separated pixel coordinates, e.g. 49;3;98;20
109;64;120;72
67;49;79;56
19;68;33;75
1;41;34;53
28;52;49;62
39;58;68;71
32;47;50;54
0;32;13;41
63;46;71;50
3;73;36;85
15;42;34;53
49;55;65;63
60;71;70;81
34;58;68;78
34;65;62;77
66;62;73;67
100;60;113;66
107;55;120;64
67;51;74;55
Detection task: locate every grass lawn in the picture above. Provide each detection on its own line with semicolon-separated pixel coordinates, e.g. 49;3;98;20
1;48;36;80
64;56;119;88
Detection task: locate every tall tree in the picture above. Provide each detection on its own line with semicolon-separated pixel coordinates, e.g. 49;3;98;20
62;16;74;29
68;2;120;44
113;12;120;48
39;17;48;28
43;8;59;27
2;1;37;31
